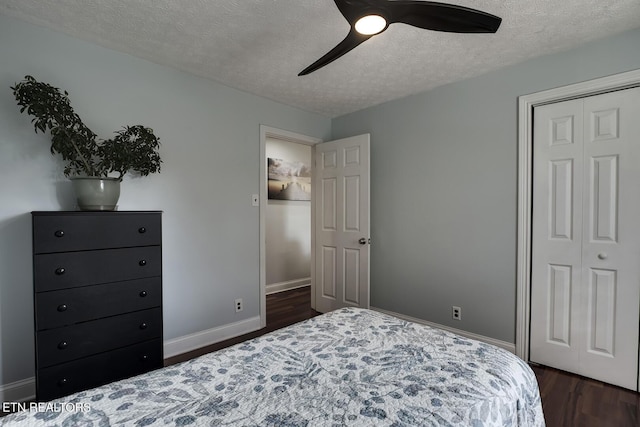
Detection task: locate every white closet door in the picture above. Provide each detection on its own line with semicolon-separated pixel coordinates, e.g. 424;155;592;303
530;98;584;374
530;87;640;390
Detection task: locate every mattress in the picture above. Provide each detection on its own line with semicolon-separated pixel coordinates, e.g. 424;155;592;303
1;307;545;426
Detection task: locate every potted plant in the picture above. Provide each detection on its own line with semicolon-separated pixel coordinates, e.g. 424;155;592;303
11;75;162;210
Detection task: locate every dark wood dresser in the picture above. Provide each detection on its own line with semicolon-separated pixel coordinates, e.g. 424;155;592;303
32;211;163;401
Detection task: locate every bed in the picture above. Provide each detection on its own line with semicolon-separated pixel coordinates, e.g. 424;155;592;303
1;308;545;426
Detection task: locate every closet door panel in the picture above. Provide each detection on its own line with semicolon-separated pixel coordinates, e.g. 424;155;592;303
531;87;640;391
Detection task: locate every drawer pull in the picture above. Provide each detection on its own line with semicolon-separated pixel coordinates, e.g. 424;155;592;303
139;322;148;330
55;267;66;275
140;354;149;362
58;378;68;387
138;227;147;234
54;230;65;238
139;260;147;267
57;304;68;312
139;291;148;298
57;341;68;350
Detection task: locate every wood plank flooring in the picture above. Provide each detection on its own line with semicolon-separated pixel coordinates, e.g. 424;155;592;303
532;364;639;427
164;286;321;365
169;286;640;426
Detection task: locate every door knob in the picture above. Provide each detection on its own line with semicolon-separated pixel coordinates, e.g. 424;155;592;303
358;238;371;245
597;252;607;260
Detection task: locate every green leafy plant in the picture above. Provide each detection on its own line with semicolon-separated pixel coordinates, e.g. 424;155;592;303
11;75;161;179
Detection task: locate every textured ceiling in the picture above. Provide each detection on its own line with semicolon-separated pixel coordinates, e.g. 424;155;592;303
1;0;639;117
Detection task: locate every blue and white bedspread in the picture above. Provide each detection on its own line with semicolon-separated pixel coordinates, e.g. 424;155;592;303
2;308;545;426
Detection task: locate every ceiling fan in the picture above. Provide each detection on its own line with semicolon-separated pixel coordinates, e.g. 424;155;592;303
299;0;502;76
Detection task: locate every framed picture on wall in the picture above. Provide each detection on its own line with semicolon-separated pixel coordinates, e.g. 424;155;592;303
267;157;311;201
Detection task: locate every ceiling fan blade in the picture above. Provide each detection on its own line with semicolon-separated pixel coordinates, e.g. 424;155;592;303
334;0;386;23
388;1;501;33
333;0;367;23
299;29;372;76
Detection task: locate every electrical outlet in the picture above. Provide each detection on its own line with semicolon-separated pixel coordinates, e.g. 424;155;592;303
452;306;462;320
235;298;243;312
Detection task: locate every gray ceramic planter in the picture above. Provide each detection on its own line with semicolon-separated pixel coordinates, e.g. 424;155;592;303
70;177;121;211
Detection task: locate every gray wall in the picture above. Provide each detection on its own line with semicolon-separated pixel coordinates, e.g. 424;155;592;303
332;27;640;343
0;14;331;387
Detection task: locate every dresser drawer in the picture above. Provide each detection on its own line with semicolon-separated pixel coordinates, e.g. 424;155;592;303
34;246;161;292
35;278;162;330
33;212;161;254
37;307;162;368
37;339;163;401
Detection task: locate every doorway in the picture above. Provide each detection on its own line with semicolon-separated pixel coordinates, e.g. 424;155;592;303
265;138;312;292
259;127;372;327
259;126;321;328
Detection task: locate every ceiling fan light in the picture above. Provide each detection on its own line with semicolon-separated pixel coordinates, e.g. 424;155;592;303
354;14;387;35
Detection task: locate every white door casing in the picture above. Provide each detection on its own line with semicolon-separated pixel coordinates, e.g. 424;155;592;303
314;134;371;312
529;87;640;390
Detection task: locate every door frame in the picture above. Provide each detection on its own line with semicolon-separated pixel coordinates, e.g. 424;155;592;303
259;125;322;328
515;69;640;360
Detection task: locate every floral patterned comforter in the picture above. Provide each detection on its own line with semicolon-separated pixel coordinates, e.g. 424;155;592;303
2;308;545;426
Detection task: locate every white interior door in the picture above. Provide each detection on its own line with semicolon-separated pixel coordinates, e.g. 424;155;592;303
314;134;370;312
530;87;640;390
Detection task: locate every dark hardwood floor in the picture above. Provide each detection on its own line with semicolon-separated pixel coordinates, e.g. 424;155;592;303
164;286;321;365
171;286;640;427
532;364;640;427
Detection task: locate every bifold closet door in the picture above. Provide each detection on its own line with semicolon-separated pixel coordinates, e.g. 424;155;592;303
530;87;640;391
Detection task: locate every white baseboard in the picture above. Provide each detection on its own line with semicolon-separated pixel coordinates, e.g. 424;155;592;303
371;307;516;354
163;315;262;359
265;278;310;295
0;377;35;403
